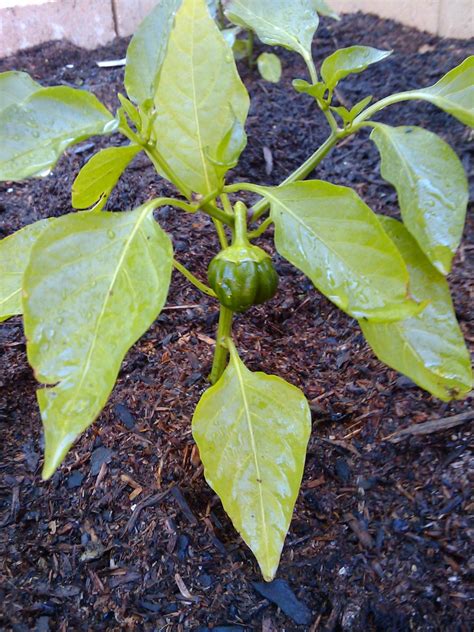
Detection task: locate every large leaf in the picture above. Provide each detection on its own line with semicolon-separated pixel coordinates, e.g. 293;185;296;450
72;144;142;210
193;344;311;581
321;46;392;91
0;71;41;112
371;124;468;276
415;56;474;128
124;0;182;106
0;218;54;322
23;204;173;479
258;180;420;322
225;0;319;63
0;87;116;182
153;0;249;196
361;218;472;401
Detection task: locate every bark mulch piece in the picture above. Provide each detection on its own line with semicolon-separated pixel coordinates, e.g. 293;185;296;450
1;12;473;632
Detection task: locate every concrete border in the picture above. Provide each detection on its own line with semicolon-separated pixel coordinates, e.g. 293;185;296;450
0;0;472;58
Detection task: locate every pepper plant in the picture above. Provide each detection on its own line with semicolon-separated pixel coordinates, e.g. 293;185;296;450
0;0;472;580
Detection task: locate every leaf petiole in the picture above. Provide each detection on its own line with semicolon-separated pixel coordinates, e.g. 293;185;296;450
173;259;217;298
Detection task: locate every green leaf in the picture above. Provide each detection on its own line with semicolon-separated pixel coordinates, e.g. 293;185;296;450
225;0;319;63
0;218;54;322
258;180;420;322
321;46;392;91
23;203;173;479
0;71;41;112
331;97;373;126
416;56;474;128
72;144;142;210
124;0;182;106
292;79;327;101
222;26;242;49
0;87;116;182
370;124;468;276
192;344;311;581
312;0;340;20
153;0;249;196
257;52;282;83
361;217;472;401
233;38;250;61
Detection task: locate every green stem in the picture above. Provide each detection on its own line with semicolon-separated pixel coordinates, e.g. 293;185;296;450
351;90;425;129
248;216;274;240
233;201;249;245
225;131;343;222
202;202;234;226
173;259;217;298
209;306;234;384
145;146;191;200
213;218;229;249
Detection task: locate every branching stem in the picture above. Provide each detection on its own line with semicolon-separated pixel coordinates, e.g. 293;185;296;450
173;259;217;298
209;306;234;384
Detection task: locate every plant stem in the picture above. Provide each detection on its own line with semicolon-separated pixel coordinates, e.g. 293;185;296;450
173;259;217;298
351;90;427;129
209;306;234;384
248;216;274;240
213;218;229;248
202;202;234;226
224;131;342;222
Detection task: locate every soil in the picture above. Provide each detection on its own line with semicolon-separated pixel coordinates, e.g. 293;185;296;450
1;11;473;632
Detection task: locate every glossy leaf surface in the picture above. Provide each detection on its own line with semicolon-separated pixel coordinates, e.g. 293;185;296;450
259;180;419;322
0;71;41;112
23;204;173;479
257;52;282;83
153;0;249;196
415;56;474;127
361;218;472;401
72;144;142;210
312;0;340;20
124;0;182;106
0;218;53;322
225;0;319;62
371;124;468;275
193;345;311;581
321;46;392;90
0;87;116;182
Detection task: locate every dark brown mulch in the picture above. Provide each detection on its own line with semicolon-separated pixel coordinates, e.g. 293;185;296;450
1;12;473;632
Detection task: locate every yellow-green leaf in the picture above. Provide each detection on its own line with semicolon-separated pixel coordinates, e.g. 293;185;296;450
417;56;474;128
193;344;311;581
0;87;116;182
312;0;340;20
23;204;173;479
371;124;468;275
225;0;319;63
124;0;182;106
0;71;41;112
72;144;142;210
153;0;249;196
321;46;392;91
258;180;420;322
257;52;282;83
0;218;54;322
361;218;472;401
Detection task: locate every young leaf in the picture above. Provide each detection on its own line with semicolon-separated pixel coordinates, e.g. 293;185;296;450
331;97;372;126
0;218;54;322
225;0;319;63
257;52;282;83
0;87;116;182
293;79;327;101
361;218;472;401
321;46;392;91
153;0;249;196
124;0;182;106
257;180;420;322
416;56;474;128
72;144;142;210
371;124;468;276
0;71;41;112
312;0;340;20
192;344;311;581
23;203;173;479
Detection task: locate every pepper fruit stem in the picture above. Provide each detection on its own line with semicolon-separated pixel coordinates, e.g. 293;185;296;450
233;202;250;246
209;306;233;384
